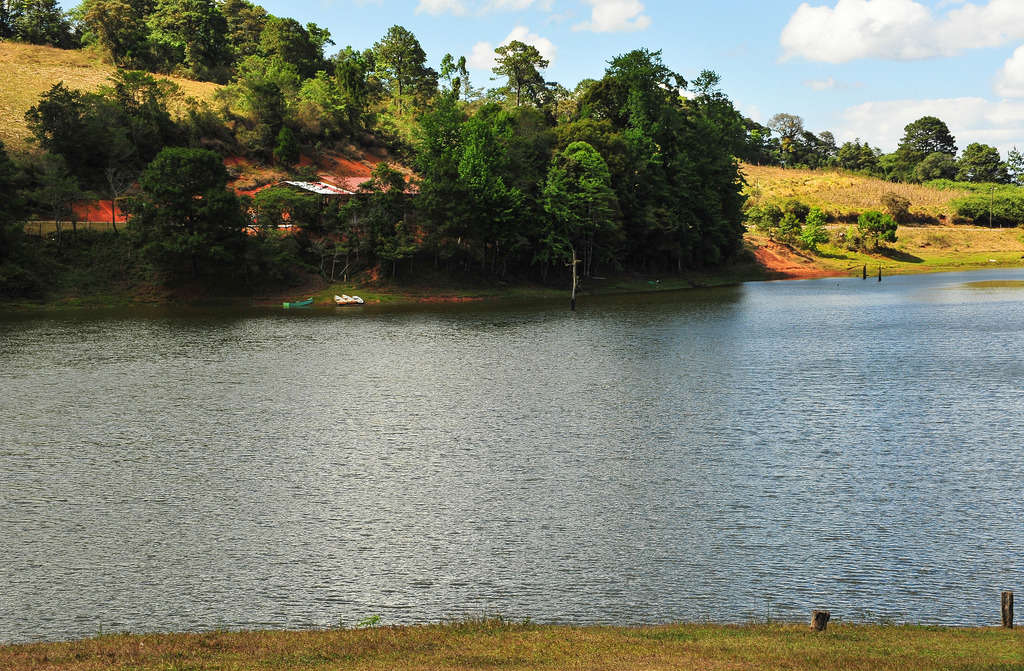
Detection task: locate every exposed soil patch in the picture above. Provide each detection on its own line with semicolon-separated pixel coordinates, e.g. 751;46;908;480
751;239;845;279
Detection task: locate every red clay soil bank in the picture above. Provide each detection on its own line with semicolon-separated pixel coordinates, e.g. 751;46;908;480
753;241;844;279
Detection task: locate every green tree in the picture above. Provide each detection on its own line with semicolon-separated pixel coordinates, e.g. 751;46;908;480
223;55;298;157
491;40;549;107
837;139;879;173
252;185;317;231
351;162;417;276
129;147;246;279
800;207;828;251
372;25;430;114
913;151;957;182
25;83;115;182
1006;146;1024;186
540;141;620;279
892;116;956;182
80;0;154;67
221;0;267;64
767;113;804;165
439;53;470;101
28;153;81;249
146;0;228;79
956;142;1009;183
259;16;328;80
0;0;18;39
412;93;472;267
10;0;76;47
0;139;40;298
331;46;376;128
777;212;802;244
272;125;299;165
857;209;898;249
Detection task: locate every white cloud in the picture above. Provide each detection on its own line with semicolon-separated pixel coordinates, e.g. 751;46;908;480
572;0;650;33
416;0;469;15
805;77;837;91
467;26;558;71
802;76;865;91
485;0;553;10
416;0;552;15
468;41;498;70
836;96;1024;154
781;0;1024;63
994;44;1024;98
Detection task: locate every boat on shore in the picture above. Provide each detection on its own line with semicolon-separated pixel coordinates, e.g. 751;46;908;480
283;298;314;308
334;294;364;306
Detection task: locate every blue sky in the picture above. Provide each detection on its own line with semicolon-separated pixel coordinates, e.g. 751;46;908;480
198;1;1024;154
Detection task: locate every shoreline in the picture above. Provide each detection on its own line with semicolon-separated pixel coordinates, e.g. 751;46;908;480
2;620;1021;670
3;228;1023;312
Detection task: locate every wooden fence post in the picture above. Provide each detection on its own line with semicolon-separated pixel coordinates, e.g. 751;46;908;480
811;610;831;632
1002;591;1014;629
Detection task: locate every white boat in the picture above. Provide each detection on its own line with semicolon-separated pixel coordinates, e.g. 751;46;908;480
334;294;364;306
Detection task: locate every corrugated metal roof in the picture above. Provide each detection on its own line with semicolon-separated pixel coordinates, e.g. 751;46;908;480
282;181;354;196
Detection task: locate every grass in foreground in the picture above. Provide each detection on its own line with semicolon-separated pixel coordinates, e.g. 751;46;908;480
2;620;1022;671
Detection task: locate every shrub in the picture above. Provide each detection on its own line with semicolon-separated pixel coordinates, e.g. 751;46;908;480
952;191;1024;227
777;212;802;244
780;198;810;221
800;207;829;251
880;191;911;223
857;210;898;249
745;202;783;235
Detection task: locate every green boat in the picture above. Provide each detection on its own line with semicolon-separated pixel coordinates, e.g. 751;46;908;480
283;298;314;308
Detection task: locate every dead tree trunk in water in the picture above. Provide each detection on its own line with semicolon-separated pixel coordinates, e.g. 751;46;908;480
569;245;579;311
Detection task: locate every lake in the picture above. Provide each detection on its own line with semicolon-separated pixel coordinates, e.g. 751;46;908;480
2;268;1023;643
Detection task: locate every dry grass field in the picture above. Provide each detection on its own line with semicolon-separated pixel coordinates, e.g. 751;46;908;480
741;163;971;223
0;42;220;152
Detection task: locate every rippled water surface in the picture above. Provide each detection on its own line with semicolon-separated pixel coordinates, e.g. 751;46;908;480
3;269;1024;643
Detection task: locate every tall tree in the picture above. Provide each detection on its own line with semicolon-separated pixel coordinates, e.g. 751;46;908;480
80;0;154;67
221;0;267;64
893;115;957;182
766;113;804;165
956;142;1009;183
10;0;76;47
372;25;429;114
439;53;470;101
147;0;229;79
491;40;548;107
29;154;81;249
129;147;246;279
541;141;619;280
259;16;328;80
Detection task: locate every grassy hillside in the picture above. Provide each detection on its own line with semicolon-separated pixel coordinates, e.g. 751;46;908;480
741;163;971;224
0;42;220;152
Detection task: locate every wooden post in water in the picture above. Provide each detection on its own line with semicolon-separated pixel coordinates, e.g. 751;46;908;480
863;264;867;280
810;610;831;632
878;266;882;282
1002;591;1014;629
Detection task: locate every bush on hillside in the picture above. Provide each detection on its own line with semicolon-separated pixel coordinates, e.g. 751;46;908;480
952;191;1024;227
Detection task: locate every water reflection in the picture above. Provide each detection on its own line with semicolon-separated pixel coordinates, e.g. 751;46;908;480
2;269;1023;643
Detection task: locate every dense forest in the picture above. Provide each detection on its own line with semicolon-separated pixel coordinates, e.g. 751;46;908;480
1;0;1022;301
